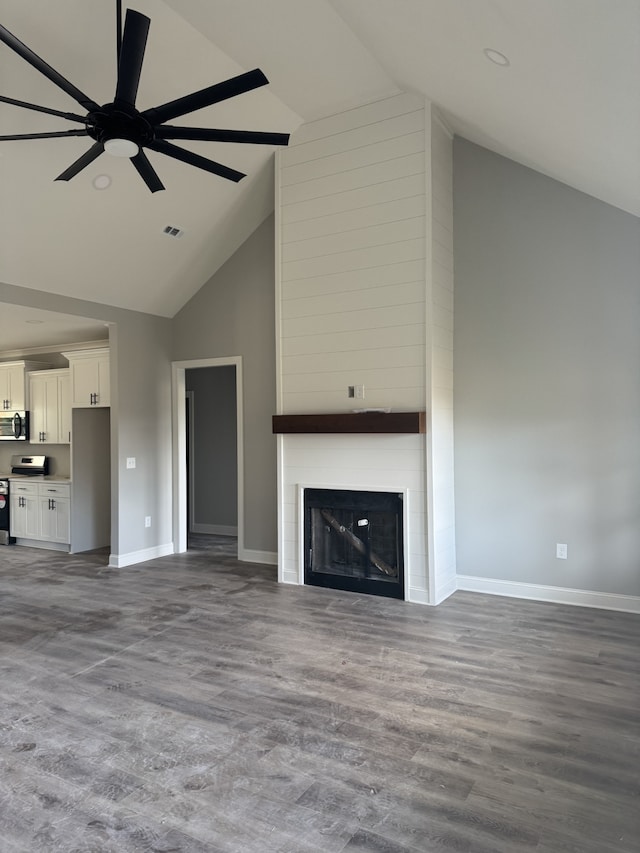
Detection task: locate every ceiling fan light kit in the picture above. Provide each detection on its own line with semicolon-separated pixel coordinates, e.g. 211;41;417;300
0;1;290;192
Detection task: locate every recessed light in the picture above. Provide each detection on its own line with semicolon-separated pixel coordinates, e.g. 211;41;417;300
483;48;510;67
92;174;112;190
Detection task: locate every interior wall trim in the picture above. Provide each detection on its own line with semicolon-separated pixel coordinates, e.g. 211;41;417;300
239;548;277;566
456;575;640;614
109;543;174;568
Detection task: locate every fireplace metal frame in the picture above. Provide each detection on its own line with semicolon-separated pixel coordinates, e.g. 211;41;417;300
302;486;406;600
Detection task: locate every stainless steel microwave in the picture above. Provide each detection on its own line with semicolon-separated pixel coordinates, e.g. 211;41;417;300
0;411;29;441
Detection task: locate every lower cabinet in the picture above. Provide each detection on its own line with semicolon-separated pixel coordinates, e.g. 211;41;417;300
10;482;71;546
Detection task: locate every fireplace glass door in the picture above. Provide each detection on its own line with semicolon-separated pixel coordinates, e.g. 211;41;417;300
304;488;404;599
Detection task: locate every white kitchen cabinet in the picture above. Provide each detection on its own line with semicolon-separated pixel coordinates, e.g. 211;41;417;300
10;482;40;539
62;348;110;408
0;360;47;411
29;370;71;444
38;484;71;543
10;481;71;546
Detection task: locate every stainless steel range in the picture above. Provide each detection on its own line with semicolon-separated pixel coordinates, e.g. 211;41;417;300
10;454;49;477
0;455;49;545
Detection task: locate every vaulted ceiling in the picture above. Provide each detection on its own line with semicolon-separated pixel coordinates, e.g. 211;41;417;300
1;0;638;346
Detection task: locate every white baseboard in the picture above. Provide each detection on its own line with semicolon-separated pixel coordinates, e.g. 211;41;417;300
456;575;640;614
407;586;431;605
239;548;278;566
433;574;458;605
14;538;69;553
191;523;238;537
109;543;174;568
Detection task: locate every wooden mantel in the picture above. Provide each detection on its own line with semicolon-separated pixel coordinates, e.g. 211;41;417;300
272;412;426;435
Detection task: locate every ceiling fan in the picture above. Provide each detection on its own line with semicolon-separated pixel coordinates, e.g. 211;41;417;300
0;1;290;192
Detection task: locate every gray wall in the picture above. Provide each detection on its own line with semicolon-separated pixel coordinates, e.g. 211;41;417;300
173;215;277;553
186;366;237;530
453;139;640;596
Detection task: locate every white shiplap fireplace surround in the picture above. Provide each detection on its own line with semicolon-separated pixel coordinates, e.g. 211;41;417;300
275;95;456;605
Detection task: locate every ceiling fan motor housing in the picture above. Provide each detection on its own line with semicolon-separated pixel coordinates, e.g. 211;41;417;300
86;103;154;149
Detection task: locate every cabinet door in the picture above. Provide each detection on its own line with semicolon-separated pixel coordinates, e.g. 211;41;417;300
39;497;70;543
70;354;110;407
0;365;26;411
96;357;110;407
7;365;25;410
71;358;99;407
29;375;47;442
29;374;60;443
0;367;9;410
10;494;39;538
58;374;71;443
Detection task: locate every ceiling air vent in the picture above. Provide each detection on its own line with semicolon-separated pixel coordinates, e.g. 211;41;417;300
163;225;184;238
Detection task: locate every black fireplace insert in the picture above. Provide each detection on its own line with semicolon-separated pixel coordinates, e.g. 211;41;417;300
304;488;404;599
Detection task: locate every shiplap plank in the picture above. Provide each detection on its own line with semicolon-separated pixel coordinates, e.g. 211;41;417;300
282;323;425;356
282;131;424;188
281;153;424;206
283;111;424;169
281;175;424;224
282;259;425;301
282;238;424;282
432;323;453;351
282;216;425;263
282;344;425;376
284;444;425;474
282;301;425;338
282;195;425;244
433;218;453;253
433;237;454;272
282;280;425;320
283;364;425;395
282;387;426;413
288;93;424;147
433;281;454;312
433;263;454;292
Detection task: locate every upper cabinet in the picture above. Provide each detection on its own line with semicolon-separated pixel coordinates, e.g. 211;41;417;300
62;348;110;408
0;360;46;411
29;369;71;444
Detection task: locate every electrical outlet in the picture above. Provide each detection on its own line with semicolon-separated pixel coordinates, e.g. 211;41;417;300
355;385;365;399
556;543;568;559
126;457;136;469
145;516;151;528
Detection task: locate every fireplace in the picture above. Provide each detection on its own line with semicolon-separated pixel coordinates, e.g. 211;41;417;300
304;488;404;600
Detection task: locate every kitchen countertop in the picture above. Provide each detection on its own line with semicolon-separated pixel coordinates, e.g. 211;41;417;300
1;474;72;484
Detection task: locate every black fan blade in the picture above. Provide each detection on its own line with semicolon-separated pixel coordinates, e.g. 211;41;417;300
0;129;88;141
0;24;100;112
156;126;290;146
55;142;104;182
143;68;268;126
114;9;150;107
131;149;164;193
148;139;245;182
0;95;86;123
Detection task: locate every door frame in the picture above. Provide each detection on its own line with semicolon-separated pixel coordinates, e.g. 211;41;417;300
172;356;243;556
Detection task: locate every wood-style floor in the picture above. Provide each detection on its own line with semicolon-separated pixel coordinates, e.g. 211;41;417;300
0;536;638;852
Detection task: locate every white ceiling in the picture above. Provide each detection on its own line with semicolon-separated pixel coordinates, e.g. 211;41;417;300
0;0;638;346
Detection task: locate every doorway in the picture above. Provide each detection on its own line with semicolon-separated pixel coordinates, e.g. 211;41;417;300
172;357;243;557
